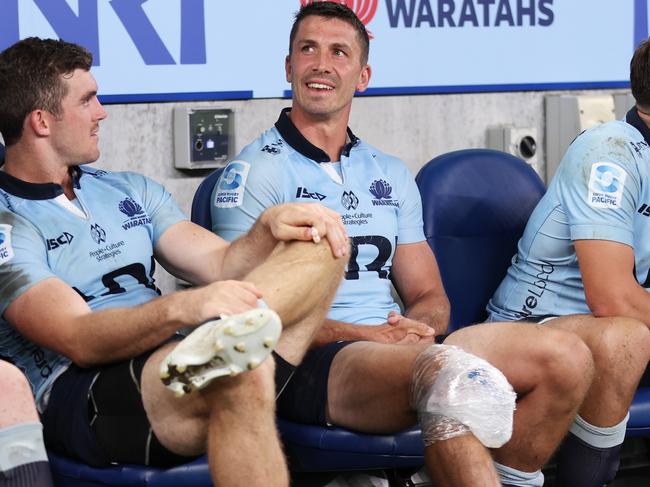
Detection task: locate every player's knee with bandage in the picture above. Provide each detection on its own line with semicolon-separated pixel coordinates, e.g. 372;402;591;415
410;344;517;448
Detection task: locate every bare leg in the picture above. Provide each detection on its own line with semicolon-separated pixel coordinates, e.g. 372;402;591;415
0;361;54;487
445;323;593;471
140;240;346;486
0;360;39;427
327;342;498;486
326;323;593;478
547;315;650;425
245;240;347;364
425;435;500;487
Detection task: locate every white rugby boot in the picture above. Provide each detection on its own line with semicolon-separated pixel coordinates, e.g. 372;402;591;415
160;308;282;396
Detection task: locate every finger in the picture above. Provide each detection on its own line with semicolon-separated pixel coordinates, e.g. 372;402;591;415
387;312;401;325
323;218;349;258
412;323;435;336
236;281;264;299
396;333;420;345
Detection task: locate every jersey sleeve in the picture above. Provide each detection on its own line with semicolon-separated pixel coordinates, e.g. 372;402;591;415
0;212;56;315
396;162;426;244
555;128;640;247
124;172;187;245
210;155;284;241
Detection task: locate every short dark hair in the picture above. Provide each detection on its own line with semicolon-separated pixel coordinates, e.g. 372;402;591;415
0;37;92;146
289;1;369;65
631;38;650;111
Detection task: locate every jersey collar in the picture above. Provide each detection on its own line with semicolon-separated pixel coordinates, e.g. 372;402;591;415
626;107;650;146
274;107;359;163
0;166;85;200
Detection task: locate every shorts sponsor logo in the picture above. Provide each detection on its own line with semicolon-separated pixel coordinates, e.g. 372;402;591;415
341;190;359;210
369;179;399;207
587;162;626;209
214;161;250;208
118;197;151;230
0;224;14;264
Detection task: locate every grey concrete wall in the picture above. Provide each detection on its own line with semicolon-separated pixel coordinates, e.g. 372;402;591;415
95;89;630;293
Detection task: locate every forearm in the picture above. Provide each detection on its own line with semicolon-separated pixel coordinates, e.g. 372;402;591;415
65;293;187;367
219;213;278;280
588;284;650;328
403;291;450;335
311;319;383;348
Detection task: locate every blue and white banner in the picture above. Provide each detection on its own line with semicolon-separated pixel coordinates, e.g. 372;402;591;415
0;0;643;102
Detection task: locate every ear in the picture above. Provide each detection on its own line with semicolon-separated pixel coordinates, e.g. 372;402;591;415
355;64;371;93
285;54;292;83
27;109;51;137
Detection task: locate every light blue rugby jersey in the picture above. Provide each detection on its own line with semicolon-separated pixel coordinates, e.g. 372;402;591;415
211;109;425;324
0;165;185;409
488;108;650;321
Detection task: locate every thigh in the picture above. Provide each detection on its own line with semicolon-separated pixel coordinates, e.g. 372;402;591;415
276;341;355;425
326;341;429;433
43;353;193;468
442;322;587;393
89;349;197;467
546;314;650;378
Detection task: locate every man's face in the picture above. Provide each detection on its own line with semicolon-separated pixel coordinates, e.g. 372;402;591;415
286;15;370;121
48;69;107;165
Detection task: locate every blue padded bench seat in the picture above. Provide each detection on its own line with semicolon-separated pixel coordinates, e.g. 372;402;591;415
277;419;424;471
49;451;211;487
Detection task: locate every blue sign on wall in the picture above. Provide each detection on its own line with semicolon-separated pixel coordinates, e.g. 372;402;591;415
0;0;639;102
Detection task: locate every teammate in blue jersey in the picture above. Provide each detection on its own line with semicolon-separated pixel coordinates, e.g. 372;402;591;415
487;42;650;486
0;37;350;487
209;3;598;486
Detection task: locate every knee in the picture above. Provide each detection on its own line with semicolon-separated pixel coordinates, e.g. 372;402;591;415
214;357;276;411
0;361;33;402
587;318;650;380
282;239;348;278
536;329;594;397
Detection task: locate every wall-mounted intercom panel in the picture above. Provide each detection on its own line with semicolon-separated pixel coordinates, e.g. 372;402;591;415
174;108;234;169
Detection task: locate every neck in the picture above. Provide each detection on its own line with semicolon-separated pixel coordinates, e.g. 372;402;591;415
288;107;351;161
637;106;650;130
3;143;76;198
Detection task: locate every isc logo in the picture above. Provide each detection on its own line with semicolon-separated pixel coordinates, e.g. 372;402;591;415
0;0;206;66
47;232;75;251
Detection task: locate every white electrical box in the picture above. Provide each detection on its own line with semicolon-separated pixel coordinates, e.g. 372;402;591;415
545;95;616;183
613;92;635;119
487;126;539;169
174;107;234;169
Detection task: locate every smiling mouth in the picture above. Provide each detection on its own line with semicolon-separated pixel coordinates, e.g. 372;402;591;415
307;82;334;91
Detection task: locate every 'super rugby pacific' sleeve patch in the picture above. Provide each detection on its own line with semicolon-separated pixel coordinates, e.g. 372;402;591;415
587;162;627;209
213;161;250;208
0;224;14;264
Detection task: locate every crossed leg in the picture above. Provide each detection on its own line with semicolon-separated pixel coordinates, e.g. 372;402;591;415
140;240;347;486
326;322;594;486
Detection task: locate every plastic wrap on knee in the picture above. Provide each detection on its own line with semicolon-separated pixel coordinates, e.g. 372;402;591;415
410;344;516;448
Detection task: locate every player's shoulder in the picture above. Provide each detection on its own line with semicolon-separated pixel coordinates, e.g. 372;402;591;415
352;139;411;179
572;120;644;159
236;126;293;166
